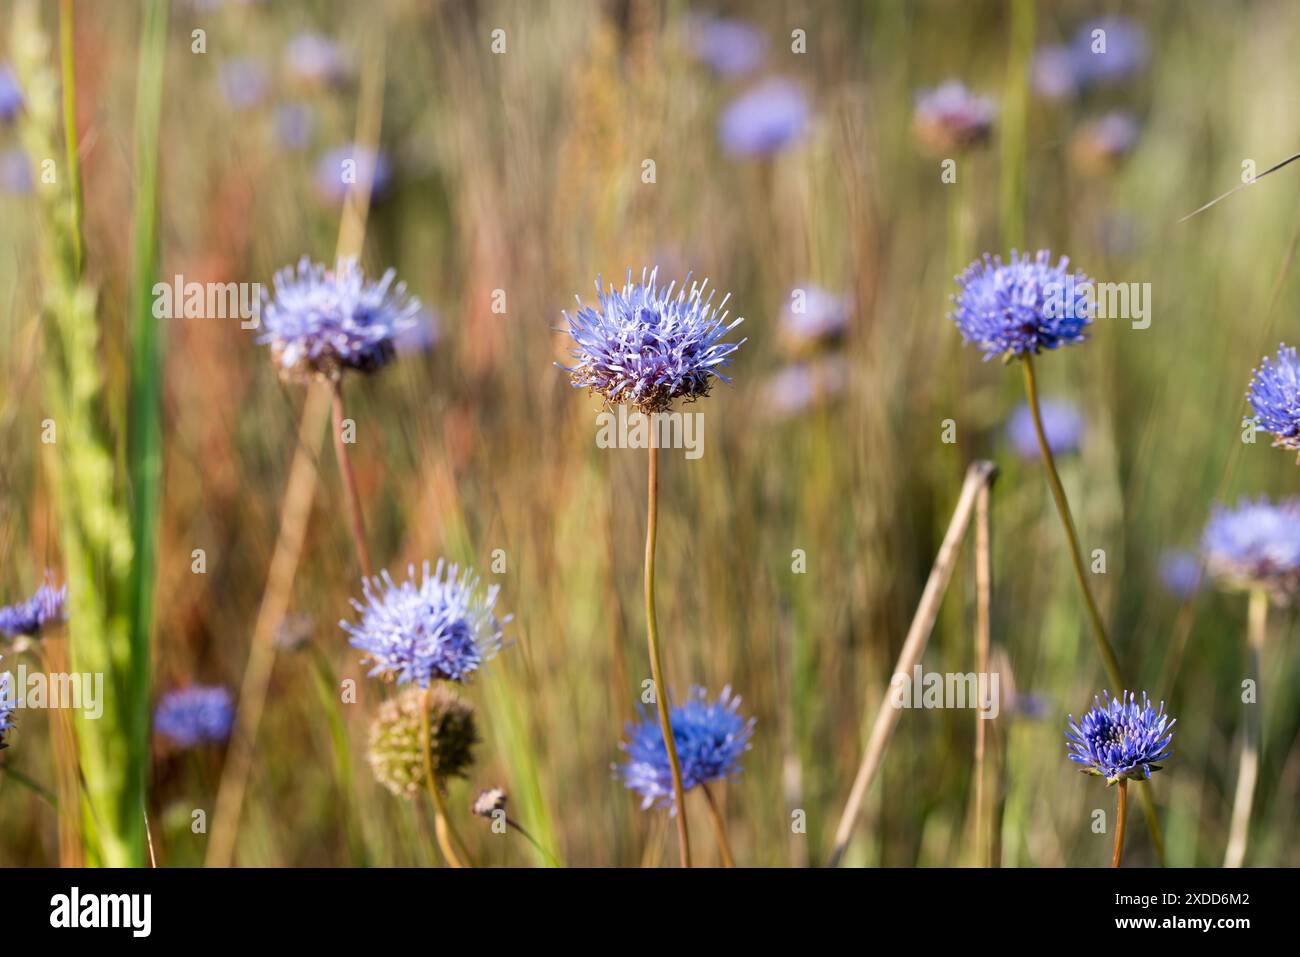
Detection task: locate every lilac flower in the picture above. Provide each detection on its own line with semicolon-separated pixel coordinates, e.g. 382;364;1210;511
342;561;507;688
0;576;67;639
1071;112;1141;174
1202;497;1300;596
314;144;392;204
912;82;996;154
1158;550;1203;600
258;257;420;381
285;32;349;88
719;78;809;157
217;58;268;111
779;285;851;354
1071;18;1148;86
1066;691;1174;784
154;686;235;748
618;686;754;812
950;250;1093;360
0;149;32;195
688;15;766;77
1006;398;1084;460
0;64;23;123
1248;344;1300;455
1031;44;1079;100
561;267;745;414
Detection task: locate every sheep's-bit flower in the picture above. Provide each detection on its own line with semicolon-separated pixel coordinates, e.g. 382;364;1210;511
912;82;996;154
1070;112;1141;175
0;664;14;750
1071;18;1147;86
562;268;745;414
618;686;754;813
1006;398;1084;460
368;685;477;799
258;257;420;381
1202;497;1300;597
472;787;508;818
761;357;849;421
0;576;67;639
1248;343;1300;456
0;64;23;123
718;78;809;157
1031;44;1079;100
687;15;766;77
779;285;851;355
1066;691;1174;784
154;686;235;749
950;250;1093;360
342;560;507;688
314;144;392;204
1158;550;1203;600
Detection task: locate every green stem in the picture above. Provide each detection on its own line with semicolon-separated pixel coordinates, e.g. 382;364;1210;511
505;818;562;867
645;443;691;867
59;0;83;277
420;687;470;868
331;379;374;580
1112;780;1127;868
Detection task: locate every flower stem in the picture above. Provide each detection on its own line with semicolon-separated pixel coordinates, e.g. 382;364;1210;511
1224;588;1267;867
701;783;735;867
972;480;993;867
1021;355;1167;865
505;818;562;867
420;687;470;868
645;443;691;867
1112;780;1128;868
331;378;374;580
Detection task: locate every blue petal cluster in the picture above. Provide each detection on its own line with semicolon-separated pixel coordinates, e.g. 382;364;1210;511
1202;496;1300;593
718;78;809;157
1032;18;1148;98
1006;398;1084;459
950;250;1093;360
1066;690;1175;784
618;686;754;812
562;267;745;414
1247;343;1300;454
0;576;67;638
154;686;235;748
259;257;420;381
342;560;507;687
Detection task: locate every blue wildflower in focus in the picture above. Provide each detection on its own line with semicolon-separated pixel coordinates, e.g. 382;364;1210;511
950;250;1093;361
258;257;420;381
0;148;32;195
0;575;67;639
285;32;349;88
1248;343;1300;455
618;686;754;812
562;267;745;414
1158;549;1203;600
1202;496;1300;595
0;662;14;749
719;78;809;157
217;58;268;111
314;144;392;204
1071;18;1147;86
688;15;766;77
154;686;235;748
1006;398;1084;460
1066;690;1174;784
779;284;851;355
342;561;507;688
912;82;996;154
0;64;23;123
274;103;315;151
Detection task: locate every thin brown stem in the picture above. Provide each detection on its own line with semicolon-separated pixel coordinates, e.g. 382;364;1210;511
972;481;993;867
1112;780;1128;868
701;783;735;867
332;378;373;580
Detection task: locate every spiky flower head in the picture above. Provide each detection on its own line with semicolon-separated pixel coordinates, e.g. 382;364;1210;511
342;560;507;688
618;686;754;813
1066;691;1175;784
950;250;1093;361
154;686;235;749
718;77;810;157
0;575;66;639
1201;496;1300;598
0;662;14;750
368;685;477;799
912;82;996;154
1006;398;1084;460
258;257;420;382
472;787;508;818
561;268;745;415
1247;343;1300;456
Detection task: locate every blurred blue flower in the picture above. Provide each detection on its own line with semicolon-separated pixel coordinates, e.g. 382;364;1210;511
0;576;66;639
1071;18;1148;86
762;357;848;420
217;58;268;111
912;82;996;154
1071;111;1141;174
154;686;235;748
1006;398;1083;459
1248;343;1300;454
342;561;507;688
259;257;420;381
1031;44;1079;100
285;32;349;87
0;63;23;123
779;284;850;354
1202;496;1300;594
950;250;1093;360
618;686;754;812
688;15;766;77
274;103;315;151
0;663;13;749
314;144;392;204
719;78;809;157
1066;690;1174;784
394;307;440;355
1158;549;1203;600
562;267;745;414
0;148;32;195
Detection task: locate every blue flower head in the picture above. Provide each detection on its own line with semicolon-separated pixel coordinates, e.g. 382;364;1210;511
618;686;754;812
913;82;996;154
1158;549;1203;600
1006;398;1084;459
1202;496;1300;595
259;257;420;381
1248;344;1300;456
0;575;67;639
154;686;235;749
779;285;851;355
314;144;392;204
0;64;23;123
562;267;745;414
0;662;14;749
1066;690;1174;784
719;78;809;157
950;250;1093;360
342;560;507;688
1071;18;1147;86
688;15;766;77
285;32;349;88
